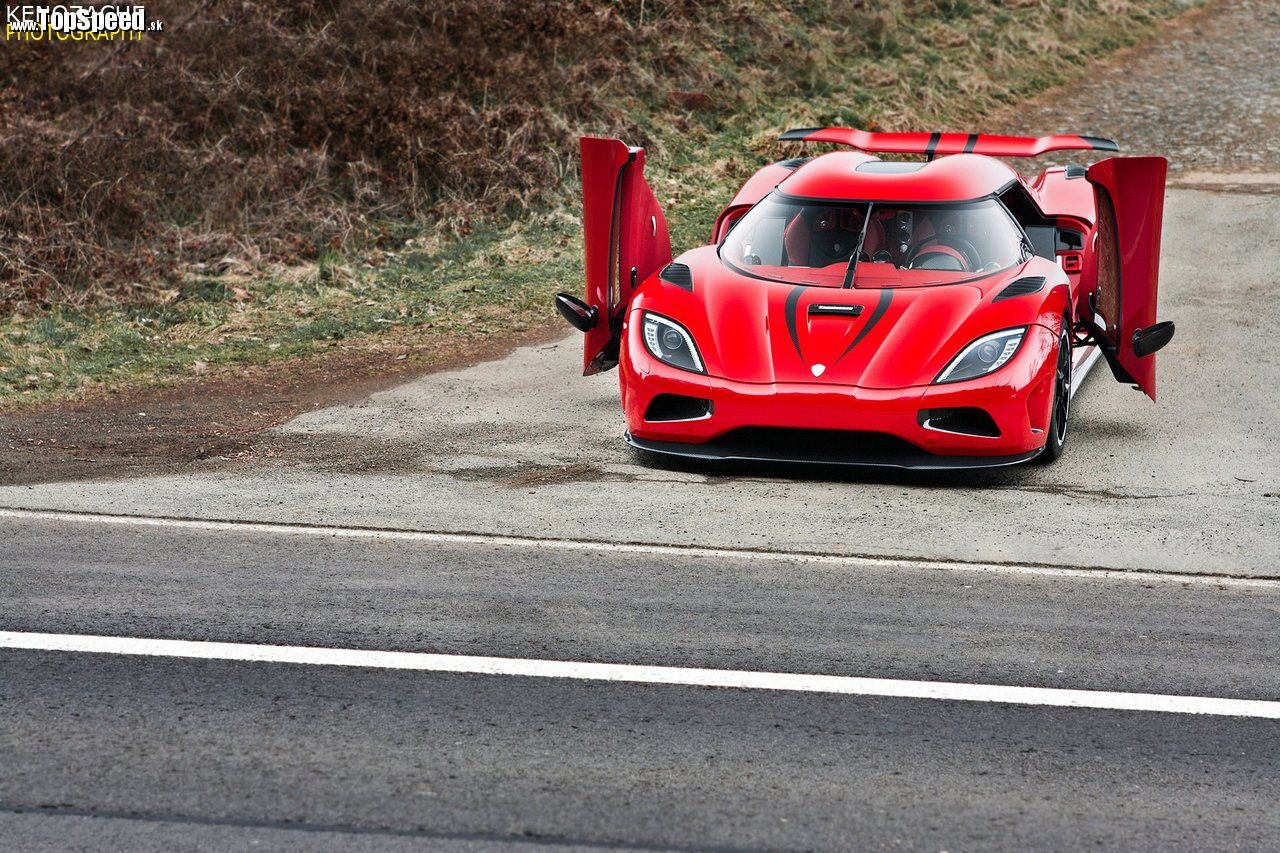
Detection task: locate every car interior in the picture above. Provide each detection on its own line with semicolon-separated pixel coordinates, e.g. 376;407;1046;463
777;203;1021;273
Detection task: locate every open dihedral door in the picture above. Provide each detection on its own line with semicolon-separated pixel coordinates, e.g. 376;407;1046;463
563;137;671;375
1085;157;1175;400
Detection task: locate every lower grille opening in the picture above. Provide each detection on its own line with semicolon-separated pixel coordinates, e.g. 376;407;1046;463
645;394;713;422
919;407;1001;438
699;428;922;462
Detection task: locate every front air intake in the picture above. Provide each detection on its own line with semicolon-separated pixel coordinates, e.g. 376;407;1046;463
645;394;712;422
658;263;694;292
918;408;1001;438
993;276;1045;302
775;156;813;170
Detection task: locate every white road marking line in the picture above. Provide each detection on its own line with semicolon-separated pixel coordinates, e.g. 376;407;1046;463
3;630;1277;719
0;506;1272;589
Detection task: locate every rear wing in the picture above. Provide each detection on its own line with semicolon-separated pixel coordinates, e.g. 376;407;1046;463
780;127;1118;158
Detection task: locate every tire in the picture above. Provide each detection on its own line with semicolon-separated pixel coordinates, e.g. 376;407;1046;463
1035;327;1072;465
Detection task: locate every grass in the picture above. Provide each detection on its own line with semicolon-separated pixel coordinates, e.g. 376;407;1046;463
0;0;1200;408
1;215;580;402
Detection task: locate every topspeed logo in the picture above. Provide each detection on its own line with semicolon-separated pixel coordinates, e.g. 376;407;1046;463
6;5;164;40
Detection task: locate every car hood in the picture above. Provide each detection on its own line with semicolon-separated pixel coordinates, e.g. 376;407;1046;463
636;248;1047;389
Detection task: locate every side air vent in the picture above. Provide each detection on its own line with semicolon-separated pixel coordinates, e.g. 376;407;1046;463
775;156;813;170
658;262;693;292
993;276;1045;302
645;394;712;422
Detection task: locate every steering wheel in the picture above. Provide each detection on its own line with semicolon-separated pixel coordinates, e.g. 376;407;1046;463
909;246;968;272
908;235;981;271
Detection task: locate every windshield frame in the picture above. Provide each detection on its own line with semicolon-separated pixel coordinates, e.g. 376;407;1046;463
717;188;1032;288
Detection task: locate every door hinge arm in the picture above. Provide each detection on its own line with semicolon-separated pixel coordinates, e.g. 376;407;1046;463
1070;322;1107;351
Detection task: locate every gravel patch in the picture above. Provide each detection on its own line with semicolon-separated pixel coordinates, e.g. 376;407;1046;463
1000;0;1280;175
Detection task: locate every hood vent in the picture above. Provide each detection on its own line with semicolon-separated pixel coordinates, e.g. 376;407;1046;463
993;276;1045;302
659;262;694;292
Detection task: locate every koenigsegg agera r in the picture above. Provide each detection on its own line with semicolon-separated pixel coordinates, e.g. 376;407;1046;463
555;128;1174;468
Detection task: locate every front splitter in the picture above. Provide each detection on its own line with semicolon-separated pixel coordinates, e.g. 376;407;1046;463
626;432;1043;471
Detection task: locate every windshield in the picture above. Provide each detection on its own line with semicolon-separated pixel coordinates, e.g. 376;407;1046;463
718;194;1026;287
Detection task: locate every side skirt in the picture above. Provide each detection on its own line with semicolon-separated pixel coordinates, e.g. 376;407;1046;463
1069;344;1103;401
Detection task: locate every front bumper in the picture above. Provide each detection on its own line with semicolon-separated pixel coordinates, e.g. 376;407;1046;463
620;324;1059;468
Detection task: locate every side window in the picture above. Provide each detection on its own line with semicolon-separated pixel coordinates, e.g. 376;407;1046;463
736;215;788;266
999;186;1054;260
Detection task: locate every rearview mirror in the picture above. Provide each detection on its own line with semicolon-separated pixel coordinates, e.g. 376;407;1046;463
1132;321;1175;358
555;293;597;333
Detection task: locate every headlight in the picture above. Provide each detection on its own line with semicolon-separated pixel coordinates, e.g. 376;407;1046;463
642;312;705;374
935;327;1026;384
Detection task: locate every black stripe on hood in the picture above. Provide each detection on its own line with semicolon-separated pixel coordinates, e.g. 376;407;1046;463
784;286;806;365
834;288;893;365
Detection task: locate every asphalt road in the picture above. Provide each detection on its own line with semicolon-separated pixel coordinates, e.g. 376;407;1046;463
4;516;1280;695
2;513;1279;851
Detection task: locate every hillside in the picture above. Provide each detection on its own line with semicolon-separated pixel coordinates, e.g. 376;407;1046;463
0;0;1196;402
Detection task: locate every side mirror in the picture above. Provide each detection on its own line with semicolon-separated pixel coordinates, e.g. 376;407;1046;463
1132;321;1175;358
555;293;597;333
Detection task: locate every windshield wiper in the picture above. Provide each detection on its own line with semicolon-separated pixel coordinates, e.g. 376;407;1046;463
842;203;873;288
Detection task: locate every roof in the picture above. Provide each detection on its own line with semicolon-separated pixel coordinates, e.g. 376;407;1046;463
777;151;1020;203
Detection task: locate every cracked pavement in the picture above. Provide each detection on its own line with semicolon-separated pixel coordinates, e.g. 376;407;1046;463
1;184;1276;575
2;0;1278;576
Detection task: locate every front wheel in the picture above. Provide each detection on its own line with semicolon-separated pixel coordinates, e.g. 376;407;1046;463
1035;328;1072;465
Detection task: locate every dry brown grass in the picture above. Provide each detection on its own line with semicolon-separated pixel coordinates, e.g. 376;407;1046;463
0;0;1191;314
0;1;749;310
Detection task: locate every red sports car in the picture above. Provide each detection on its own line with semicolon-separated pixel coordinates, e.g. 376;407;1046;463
555;128;1174;469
